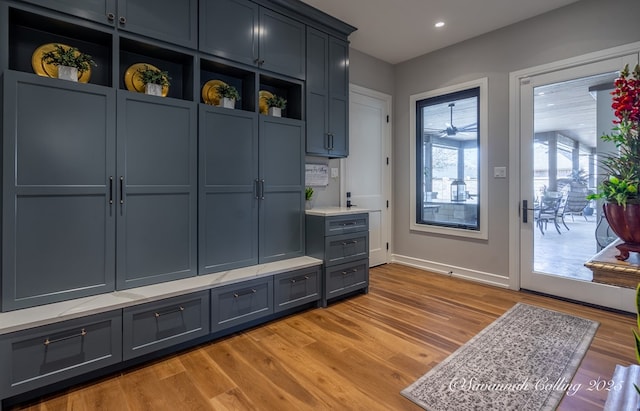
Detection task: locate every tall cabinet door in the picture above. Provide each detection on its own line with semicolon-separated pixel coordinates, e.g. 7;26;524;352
199;106;259;274
117;0;198;48
116;92;197;289
199;0;258;66
259;116;304;263
2;72;116;311
305;27;329;156
327;36;349;157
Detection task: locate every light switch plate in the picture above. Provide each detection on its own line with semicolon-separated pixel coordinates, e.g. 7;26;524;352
331;167;339;178
494;166;507;178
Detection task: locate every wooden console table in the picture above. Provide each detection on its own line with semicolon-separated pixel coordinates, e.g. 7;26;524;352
585;240;640;289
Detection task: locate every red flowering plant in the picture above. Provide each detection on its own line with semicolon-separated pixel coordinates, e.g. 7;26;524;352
588;64;640;206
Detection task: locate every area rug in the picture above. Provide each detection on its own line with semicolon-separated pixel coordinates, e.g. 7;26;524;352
401;303;599;411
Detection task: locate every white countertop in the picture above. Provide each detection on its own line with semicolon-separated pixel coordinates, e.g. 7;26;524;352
305;206;371;216
0;256;322;335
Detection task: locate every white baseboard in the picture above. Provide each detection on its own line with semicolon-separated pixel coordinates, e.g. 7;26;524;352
390;254;510;288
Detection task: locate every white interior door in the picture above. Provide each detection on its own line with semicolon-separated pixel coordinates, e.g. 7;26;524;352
518;55;637;312
344;85;391;267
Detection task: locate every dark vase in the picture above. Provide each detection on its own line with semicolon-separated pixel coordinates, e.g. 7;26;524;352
602;203;640;260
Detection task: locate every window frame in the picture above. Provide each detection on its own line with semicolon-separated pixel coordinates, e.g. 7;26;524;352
409;78;489;239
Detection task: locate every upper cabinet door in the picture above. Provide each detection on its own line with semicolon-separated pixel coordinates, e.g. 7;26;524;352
18;0;117;26
116;0;198;48
200;0;305;79
199;0;259;67
259;8;305;80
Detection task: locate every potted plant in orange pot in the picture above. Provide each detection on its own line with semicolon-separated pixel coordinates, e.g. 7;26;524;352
588;64;640;260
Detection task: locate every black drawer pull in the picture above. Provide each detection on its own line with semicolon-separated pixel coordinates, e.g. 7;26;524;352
234;289;257;298
341;268;358;276
155;306;185;318
341;240;358;246
44;328;87;346
290;275;309;284
340;222;357;226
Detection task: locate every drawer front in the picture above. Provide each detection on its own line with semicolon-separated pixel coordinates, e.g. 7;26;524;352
122;291;210;361
325;231;369;266
274;266;321;312
211;277;273;333
0;311;122;398
326;259;369;299
325;213;368;235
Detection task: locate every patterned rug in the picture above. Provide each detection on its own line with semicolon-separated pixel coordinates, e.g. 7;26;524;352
401;303;599;411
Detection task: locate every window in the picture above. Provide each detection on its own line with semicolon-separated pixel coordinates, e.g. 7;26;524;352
410;79;488;239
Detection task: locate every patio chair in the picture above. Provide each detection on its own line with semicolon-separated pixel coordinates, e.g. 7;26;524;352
536;191;565;235
561;185;590;225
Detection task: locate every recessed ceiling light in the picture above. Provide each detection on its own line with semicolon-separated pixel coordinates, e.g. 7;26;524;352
434;21;445;28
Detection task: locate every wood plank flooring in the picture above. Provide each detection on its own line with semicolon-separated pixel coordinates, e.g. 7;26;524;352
7;264;637;410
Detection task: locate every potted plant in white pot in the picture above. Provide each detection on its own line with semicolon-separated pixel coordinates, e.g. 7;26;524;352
41;44;96;82
266;94;287;117
215;83;240;109
137;64;171;96
587;63;640;260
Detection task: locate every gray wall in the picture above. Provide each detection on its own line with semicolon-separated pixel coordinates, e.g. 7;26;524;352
386;0;640;279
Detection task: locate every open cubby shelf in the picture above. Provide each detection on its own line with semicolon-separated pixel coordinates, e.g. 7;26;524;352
119;37;194;101
8;7;112;87
259;73;303;120
200;58;255;112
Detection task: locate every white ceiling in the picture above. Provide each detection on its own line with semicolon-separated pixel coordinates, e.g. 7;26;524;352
300;0;582;64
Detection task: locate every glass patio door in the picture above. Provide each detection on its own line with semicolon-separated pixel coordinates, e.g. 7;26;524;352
519;55;637;312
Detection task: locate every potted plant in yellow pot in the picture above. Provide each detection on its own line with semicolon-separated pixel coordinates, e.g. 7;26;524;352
588;64;640;260
41;44;96;82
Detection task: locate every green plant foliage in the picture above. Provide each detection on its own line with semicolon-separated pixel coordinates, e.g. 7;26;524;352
137;64;171;87
266;94;287;109
215;83;240;100
588;64;640;207
305;186;314;201
41;44;97;74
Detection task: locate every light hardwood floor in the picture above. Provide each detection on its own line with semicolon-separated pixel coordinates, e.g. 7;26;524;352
7;264;637;410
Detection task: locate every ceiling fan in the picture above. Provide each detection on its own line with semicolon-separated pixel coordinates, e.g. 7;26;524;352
426;102;477;138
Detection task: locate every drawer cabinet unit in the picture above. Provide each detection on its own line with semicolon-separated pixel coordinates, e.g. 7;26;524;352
274;266;321;312
325;259;369;302
0;311;122;399
210;277;274;333
122;291;209;360
306;212;369;306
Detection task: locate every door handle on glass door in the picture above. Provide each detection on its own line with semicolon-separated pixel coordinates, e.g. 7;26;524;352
522;199;537;223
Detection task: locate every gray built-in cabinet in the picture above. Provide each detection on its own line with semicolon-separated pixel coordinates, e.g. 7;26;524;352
17;0;198;48
0;0;355;312
306;27;349;157
199;107;304;273
200;0;306;80
1;72;198;311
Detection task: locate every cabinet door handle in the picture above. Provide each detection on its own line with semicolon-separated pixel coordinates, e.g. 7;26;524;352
290;275;309;284
119;176;124;205
341;222;357;226
109;176;114;204
107;12;115;21
328;133;334;150
44;328;87;346
234;288;257;298
341;240;358;246
254;179;260;199
119;16;126;24
155;306;185;318
260;179;265;200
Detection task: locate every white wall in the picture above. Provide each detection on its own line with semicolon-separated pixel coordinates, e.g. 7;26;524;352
351;0;640;282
